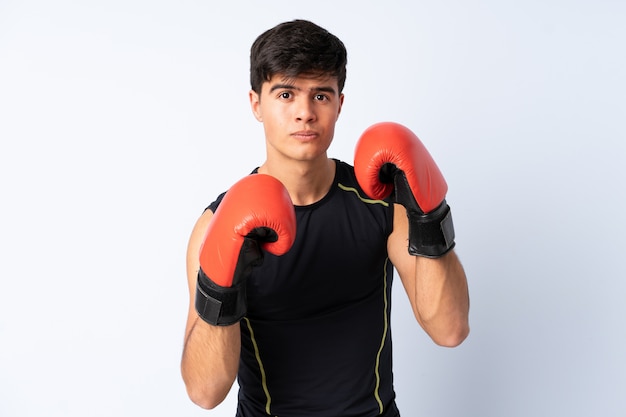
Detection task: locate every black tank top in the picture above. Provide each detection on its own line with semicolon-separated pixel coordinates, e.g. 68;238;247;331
207;160;400;417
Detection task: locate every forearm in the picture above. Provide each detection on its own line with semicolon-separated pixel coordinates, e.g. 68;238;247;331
412;250;470;347
181;317;241;409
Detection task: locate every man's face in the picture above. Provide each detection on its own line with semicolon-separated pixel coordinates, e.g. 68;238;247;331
249;73;344;164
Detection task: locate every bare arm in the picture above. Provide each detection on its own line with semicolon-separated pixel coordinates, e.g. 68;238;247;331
388;204;470;347
181;209;240;409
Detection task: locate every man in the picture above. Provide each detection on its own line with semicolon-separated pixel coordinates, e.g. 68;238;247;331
181;19;469;416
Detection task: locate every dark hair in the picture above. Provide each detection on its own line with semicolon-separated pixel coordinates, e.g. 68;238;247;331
250;20;347;94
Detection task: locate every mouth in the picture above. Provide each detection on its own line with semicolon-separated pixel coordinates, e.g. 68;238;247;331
291;130;318;141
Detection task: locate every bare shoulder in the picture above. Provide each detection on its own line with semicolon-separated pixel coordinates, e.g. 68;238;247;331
186;209;214;281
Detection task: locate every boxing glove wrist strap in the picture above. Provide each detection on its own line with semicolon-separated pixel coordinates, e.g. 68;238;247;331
389;168;455;257
195;268;246;326
406;200;456;258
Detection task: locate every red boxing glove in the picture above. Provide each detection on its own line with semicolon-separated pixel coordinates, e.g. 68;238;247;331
354;122;455;257
196;174;296;325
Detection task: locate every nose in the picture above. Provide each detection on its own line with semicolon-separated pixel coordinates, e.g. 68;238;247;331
295;97;316;123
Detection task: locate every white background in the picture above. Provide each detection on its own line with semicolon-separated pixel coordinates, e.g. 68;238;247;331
1;1;625;416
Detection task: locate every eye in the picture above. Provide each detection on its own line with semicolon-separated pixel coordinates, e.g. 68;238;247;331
314;94;328;101
279;91;292;99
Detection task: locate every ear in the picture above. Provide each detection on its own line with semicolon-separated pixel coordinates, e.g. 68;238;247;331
336;93;345;121
249;90;262;122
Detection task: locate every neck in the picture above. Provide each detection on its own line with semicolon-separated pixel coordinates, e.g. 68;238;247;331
258;157;335;206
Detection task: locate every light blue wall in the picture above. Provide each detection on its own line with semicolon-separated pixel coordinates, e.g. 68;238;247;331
1;1;624;416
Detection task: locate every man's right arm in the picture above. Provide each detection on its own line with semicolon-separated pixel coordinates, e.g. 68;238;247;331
181;209;240;409
180;174;297;409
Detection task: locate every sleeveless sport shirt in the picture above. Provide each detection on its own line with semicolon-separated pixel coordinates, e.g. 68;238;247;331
207;160;400;417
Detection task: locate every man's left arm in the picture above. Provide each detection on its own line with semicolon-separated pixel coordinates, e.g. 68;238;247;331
354;122;469;346
388;204;469;347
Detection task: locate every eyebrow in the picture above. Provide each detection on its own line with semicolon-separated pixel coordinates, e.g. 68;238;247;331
269;83;337;95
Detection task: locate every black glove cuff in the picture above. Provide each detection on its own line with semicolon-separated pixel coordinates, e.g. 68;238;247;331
407;200;456;258
195;268;246;326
